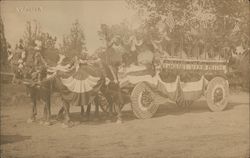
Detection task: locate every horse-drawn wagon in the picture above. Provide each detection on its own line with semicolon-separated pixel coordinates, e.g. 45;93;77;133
118;54;230;119
8;37;232;124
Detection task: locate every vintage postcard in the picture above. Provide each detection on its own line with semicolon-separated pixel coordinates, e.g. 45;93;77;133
0;0;249;158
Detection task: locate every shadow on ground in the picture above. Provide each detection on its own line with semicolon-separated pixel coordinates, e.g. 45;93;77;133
0;135;31;145
48;99;248;126
155;99;248;117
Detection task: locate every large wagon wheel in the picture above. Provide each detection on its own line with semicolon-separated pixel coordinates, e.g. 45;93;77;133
131;82;159;119
206;77;229;112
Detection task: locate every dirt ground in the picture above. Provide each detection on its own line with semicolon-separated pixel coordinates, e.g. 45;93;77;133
0;84;249;158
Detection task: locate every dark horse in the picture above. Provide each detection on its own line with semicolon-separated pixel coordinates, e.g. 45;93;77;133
10;65;53;125
12;60;123;126
52;58;124;127
9;47;53;124
25;69;53;125
10;41;124;126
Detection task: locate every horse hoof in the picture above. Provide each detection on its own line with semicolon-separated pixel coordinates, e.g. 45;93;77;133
27;118;35;123
86;117;91;122
74;121;81;126
81;117;90;122
105;119;112;123
43;121;52;126
56;117;63;121
61;121;74;128
93;117;101;122
61;123;70;128
116;119;123;124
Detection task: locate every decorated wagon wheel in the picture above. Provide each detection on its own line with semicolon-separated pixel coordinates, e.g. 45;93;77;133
206;77;229;112
131;82;159;119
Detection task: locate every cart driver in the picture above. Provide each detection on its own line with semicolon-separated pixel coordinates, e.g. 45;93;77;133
123;34;155;77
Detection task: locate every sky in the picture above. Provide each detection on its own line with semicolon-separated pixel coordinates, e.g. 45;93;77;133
1;0;139;53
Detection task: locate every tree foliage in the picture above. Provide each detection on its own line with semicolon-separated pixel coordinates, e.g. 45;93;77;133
126;0;249;56
98;21;133;47
23;20;57;51
23;20;42;48
0;16;8;66
60;20;87;58
22;20;58;65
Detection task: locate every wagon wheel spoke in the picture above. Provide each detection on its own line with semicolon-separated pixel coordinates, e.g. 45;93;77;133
131;82;159;119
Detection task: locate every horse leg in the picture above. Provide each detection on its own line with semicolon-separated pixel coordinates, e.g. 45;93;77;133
42;103;50;125
27;98;37;123
27;89;37;123
114;103;123;124
116;88;124;124
43;94;52;126
80;105;84;117
105;95;113;122
33;98;37;119
61;100;71;128
47;94;51;120
26;86;30;97
57;106;65;120
94;97;99;116
85;103;91;121
93;97;100;121
79;105;87;122
42;100;47;122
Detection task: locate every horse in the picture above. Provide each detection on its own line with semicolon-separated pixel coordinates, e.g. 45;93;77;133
24;69;53;125
8;45;55;125
52;55;124;127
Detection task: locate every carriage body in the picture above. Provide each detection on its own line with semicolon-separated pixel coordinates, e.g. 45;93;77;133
120;55;230;119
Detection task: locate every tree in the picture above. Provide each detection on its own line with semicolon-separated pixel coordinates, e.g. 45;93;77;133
98;21;132;47
23;20;42;48
60;20;87;58
0;16;8;66
23;20;57;52
126;0;249;56
22;20;58;66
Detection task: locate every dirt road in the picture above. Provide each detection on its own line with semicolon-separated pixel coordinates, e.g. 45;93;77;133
0;84;249;158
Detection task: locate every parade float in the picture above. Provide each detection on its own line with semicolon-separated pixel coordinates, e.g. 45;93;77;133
115;37;230;119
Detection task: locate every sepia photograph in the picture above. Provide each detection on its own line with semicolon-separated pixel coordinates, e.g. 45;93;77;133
0;0;249;157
